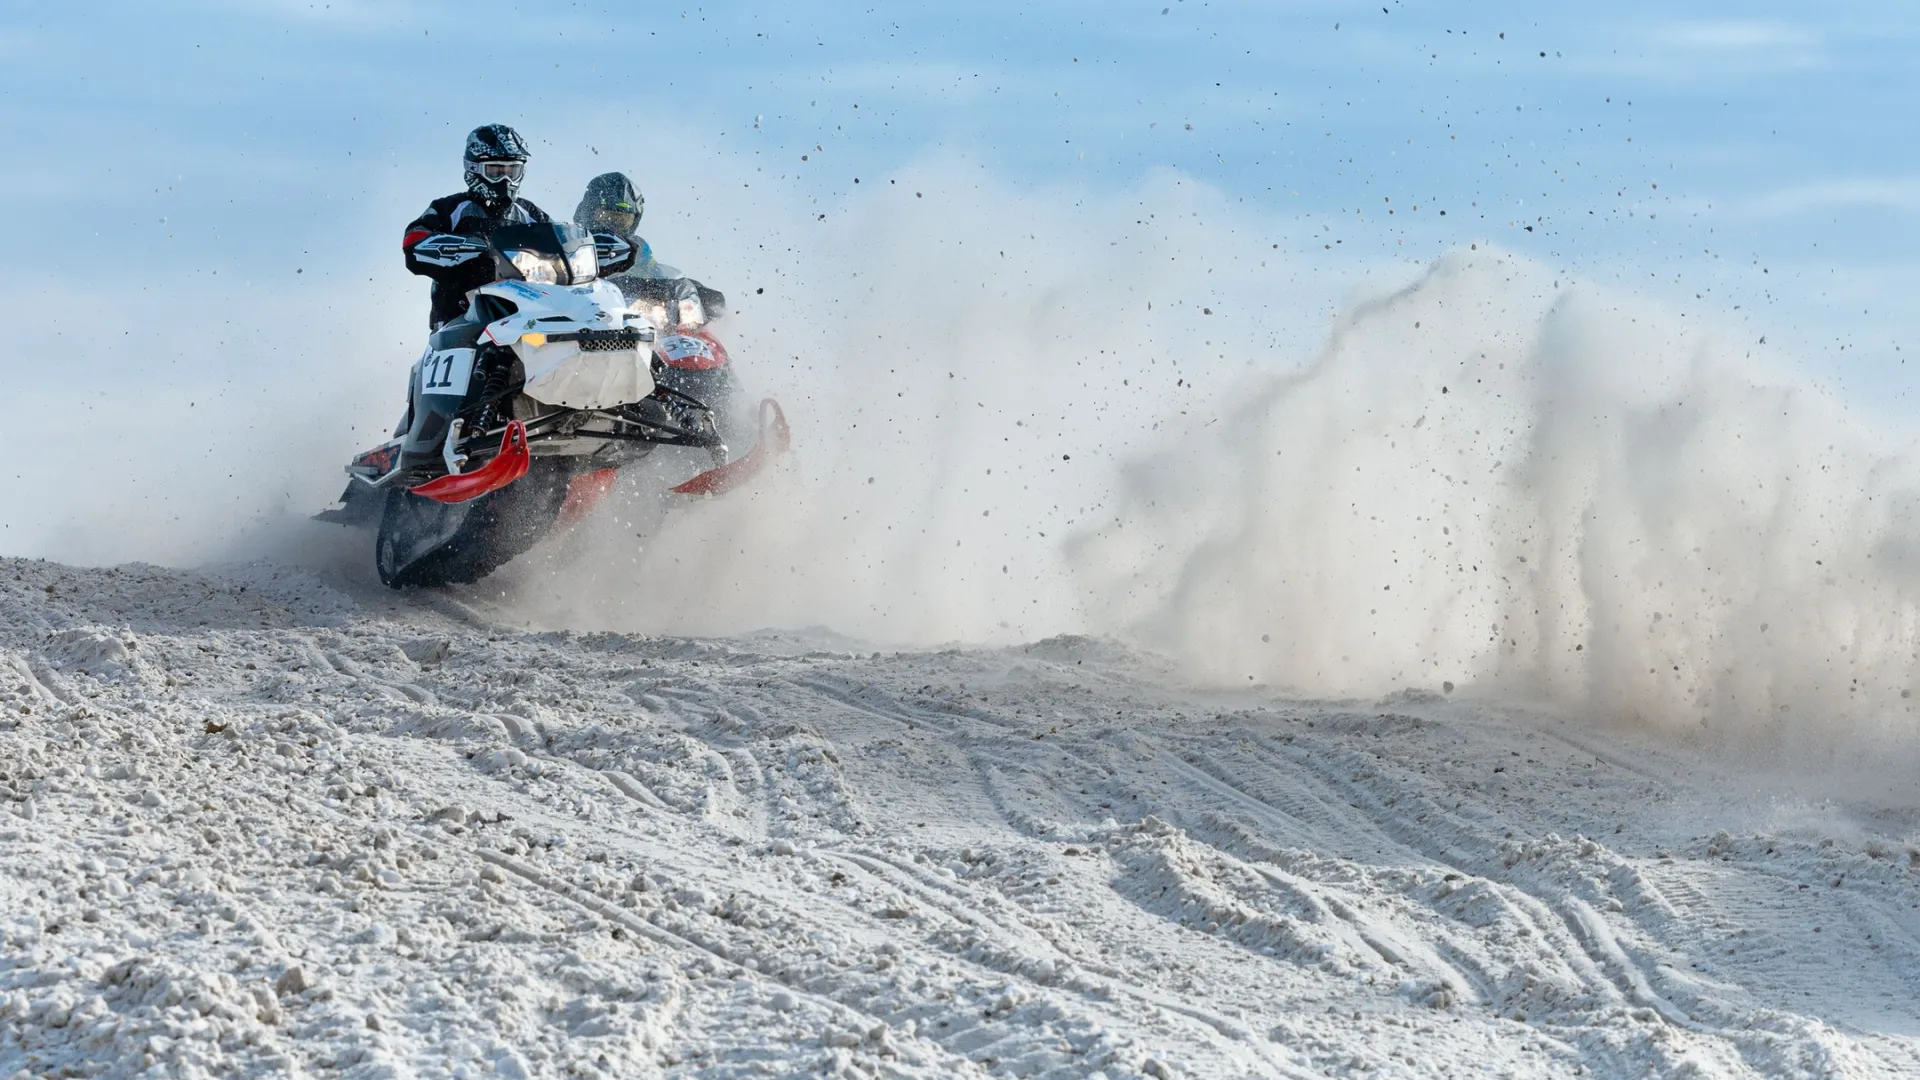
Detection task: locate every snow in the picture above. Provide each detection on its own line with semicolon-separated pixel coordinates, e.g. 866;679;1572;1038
4;556;1919;1078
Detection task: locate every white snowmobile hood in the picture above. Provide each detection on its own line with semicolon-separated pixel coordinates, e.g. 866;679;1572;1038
478;279;654;410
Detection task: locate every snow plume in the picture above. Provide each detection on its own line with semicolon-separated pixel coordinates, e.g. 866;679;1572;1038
482;161;1323;645
2;277;403;569
1072;248;1920;753
2;136;1329;633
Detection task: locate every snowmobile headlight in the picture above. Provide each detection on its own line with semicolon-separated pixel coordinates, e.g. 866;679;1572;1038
520;332;548;348
676;296;705;328
506;249;562;285
566;245;599;284
633;299;671;329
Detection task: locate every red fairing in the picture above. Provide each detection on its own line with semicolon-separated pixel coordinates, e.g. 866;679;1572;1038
654;328;731;371
556;468;619;527
402;227;432;249
409;421;531;504
672;399;791;497
352;444;400;474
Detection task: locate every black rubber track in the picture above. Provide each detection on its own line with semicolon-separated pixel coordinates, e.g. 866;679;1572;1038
374;461;574;588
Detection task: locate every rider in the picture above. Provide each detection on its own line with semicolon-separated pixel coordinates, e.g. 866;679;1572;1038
574;172;665;280
402;124;551;328
574;170;728;320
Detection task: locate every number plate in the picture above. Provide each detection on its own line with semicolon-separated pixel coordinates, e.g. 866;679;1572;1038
418;348;475;397
658;334;716;365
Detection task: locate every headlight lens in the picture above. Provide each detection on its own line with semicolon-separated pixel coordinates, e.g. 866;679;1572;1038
676;296;706;328
634;299;671;329
506;250;562;284
566;245;598;283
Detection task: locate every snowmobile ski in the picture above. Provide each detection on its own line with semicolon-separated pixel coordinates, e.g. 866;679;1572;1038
672;398;791;497
409;420;531;504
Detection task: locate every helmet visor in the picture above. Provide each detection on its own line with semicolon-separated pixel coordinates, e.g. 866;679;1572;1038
597;209;639;236
469;160;525;183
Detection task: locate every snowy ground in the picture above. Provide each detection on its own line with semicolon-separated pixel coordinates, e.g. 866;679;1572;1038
4;556;1920;1079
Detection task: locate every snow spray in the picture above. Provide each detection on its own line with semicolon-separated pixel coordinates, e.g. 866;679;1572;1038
1071;247;1920;754
484;159;1326;645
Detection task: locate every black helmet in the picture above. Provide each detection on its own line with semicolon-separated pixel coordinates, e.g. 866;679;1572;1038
575;172;644;237
463;124;529;206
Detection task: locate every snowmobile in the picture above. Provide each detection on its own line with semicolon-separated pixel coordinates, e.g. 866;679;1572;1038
317;222;788;589
619;275;743;445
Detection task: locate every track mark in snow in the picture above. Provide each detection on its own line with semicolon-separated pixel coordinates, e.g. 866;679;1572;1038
1561;895;1699;1029
818;847;1311;1077
11;559;1920;1078
4;655;69;708
601;769;670;811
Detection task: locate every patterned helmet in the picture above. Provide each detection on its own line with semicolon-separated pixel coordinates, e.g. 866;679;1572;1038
462;124;529;205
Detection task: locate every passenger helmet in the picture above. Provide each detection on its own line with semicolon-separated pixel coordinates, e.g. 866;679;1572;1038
576;172;644;237
463;124;530;206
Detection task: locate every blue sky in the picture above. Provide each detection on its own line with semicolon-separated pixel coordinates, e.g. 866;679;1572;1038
4;1;1919;555
11;2;1915;363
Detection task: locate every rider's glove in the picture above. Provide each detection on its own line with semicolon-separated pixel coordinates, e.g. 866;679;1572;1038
408;233;490;267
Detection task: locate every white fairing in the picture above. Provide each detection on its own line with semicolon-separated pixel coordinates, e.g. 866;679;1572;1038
476;279;656;410
519;340;652;408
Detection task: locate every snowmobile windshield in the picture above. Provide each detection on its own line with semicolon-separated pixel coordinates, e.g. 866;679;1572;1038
625;276;714;329
491;222;599;287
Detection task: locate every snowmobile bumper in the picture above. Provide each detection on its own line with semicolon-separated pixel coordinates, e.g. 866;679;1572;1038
671;398;792;497
409;420;531;504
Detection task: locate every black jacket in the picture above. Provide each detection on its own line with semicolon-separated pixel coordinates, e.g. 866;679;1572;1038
402;194;550;327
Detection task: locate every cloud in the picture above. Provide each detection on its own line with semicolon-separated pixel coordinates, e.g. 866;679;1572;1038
1734;176;1920;219
1659;19;1816;54
1554;18;1828;81
1645;19;1825;71
174;0;418;29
